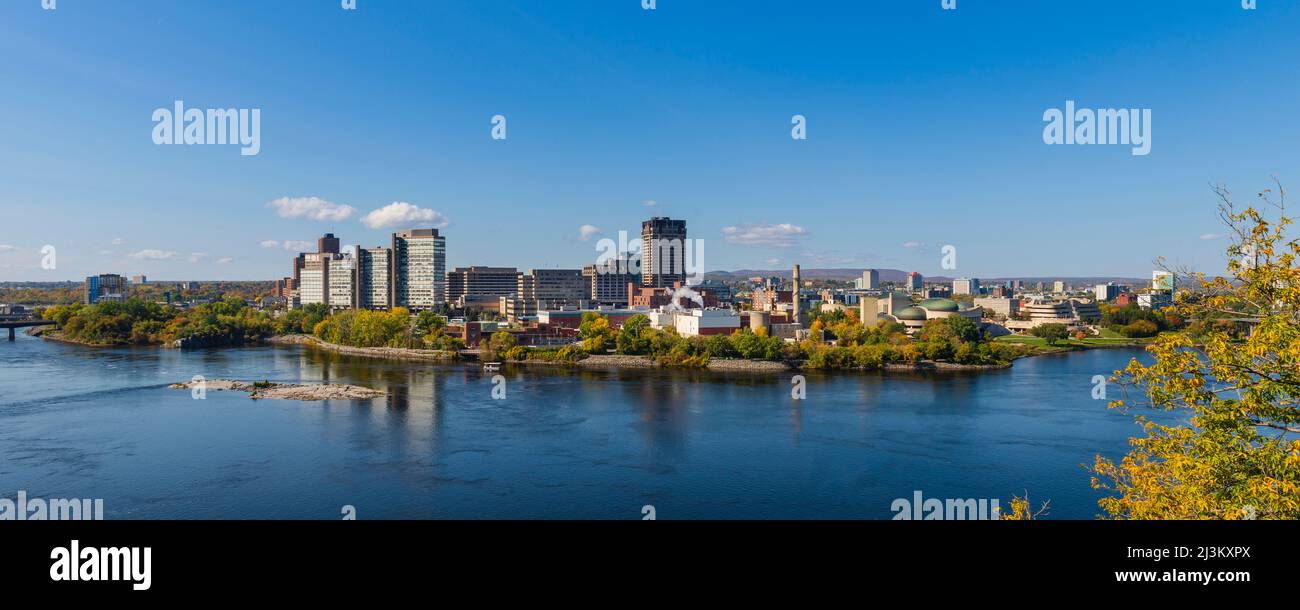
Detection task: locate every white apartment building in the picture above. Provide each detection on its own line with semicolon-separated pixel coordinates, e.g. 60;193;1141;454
952;278;980;296
298;265;326;307
358;247;392;310
327;255;357;310
393;229;446;310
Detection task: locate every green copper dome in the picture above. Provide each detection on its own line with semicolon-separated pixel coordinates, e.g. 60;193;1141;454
895;306;928;321
919;298;960;312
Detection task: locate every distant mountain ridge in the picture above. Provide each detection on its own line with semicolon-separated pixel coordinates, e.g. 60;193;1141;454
705;268;1151;286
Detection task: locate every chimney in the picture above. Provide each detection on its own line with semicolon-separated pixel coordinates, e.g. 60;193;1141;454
792;264;801;322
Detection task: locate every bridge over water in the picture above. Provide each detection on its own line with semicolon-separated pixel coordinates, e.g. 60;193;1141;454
0;316;54;340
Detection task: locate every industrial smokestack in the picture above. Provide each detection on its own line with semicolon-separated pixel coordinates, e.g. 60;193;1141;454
792;264;801;322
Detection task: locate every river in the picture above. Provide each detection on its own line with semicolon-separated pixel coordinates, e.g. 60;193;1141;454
0;332;1163;519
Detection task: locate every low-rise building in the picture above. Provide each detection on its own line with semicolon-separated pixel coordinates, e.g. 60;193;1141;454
974;296;1018;318
1138;292;1173;310
673;308;740;337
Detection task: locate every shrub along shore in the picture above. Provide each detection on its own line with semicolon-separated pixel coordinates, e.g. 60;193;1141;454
35;299;1134;374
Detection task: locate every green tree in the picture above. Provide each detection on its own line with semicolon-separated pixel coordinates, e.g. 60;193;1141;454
1092;183;1300;519
616;314;651;354
945;315;981;343
579;312;615;352
487;330;517;361
1030;323;1069;346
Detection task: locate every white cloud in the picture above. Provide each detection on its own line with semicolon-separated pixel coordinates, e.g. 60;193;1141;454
188;253;208;263
360;201;449;230
642;199;658;207
111;237;124;245
260;240;310;250
765;258;780;265
578;224;602;241
1199;233;1224;241
0;244;18;253
216;257;233;264
722;223;807;247
268;196;356;222
128;249;178;260
901;241;923;248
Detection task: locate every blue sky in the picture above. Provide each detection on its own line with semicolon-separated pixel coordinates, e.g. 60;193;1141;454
1;0;1297;282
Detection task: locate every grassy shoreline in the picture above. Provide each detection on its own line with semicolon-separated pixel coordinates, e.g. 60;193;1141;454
265;334;1113;374
33;327;1145;374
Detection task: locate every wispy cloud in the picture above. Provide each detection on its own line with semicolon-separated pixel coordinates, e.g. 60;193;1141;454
188;253;208;263
901;240;924;248
1199;233;1224;241
128;249;178;260
722;223;807;247
0;244;18;253
642;199;657;207
216;257;233;264
360;201;449;229
281;240;313;251
578;224;602;241
268;196;356;222
259;240;281;249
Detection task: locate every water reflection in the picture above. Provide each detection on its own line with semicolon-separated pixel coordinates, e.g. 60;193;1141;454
0;335;1164;519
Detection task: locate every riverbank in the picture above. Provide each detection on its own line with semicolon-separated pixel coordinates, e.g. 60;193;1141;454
270;334;1040;374
265;334;460;361
167;378;385;401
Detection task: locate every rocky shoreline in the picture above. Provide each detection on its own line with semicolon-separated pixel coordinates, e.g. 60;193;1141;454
273;334;1026;374
168;378;384;401
265;334;460;362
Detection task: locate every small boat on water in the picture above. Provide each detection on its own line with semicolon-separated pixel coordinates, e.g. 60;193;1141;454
483;362;501;372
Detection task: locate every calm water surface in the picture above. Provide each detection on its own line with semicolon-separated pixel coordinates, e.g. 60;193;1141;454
0;333;1161;519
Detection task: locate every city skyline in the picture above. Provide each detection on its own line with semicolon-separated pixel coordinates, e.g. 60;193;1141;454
4;1;1297;281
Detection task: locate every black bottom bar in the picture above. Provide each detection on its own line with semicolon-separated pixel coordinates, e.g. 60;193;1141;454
3;520;1287;597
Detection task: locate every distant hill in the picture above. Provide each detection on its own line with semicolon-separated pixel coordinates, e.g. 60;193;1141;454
705;269;1151;286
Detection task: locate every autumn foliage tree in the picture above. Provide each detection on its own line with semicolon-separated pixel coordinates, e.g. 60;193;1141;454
1092;181;1300;519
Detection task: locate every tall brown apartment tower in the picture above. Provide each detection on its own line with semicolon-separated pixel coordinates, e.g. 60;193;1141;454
641;217;687;288
291;253;306;290
318;233;341;255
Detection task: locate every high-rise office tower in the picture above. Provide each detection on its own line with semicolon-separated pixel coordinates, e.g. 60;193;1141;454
953;278;980;296
584;251;636;306
907;271;923;291
298;253;330;307
392;229;446;310
358;247;393;310
318;233;341;255
327;255;358;310
84;274;128;304
862;269;879;290
446;266;519;302
641;217;687;288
